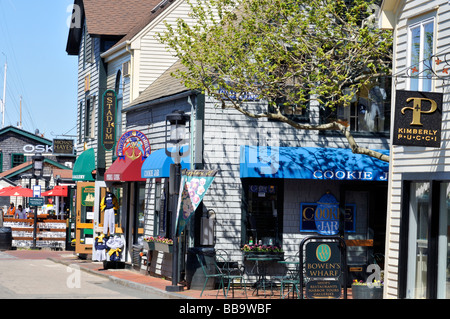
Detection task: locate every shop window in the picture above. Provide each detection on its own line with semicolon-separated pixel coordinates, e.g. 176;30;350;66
320;76;391;134
408;16;434;92
154;180;169;238
84;96;95;140
400;176;450;299
133;182;146;245
11;153;25;168
268;97;310;123
242;180;283;247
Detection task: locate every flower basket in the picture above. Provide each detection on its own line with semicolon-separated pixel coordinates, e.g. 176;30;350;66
154;242;173;253
351;283;383;299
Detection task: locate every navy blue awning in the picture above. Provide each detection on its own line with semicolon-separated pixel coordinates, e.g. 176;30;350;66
240;145;389;181
141;147;190;179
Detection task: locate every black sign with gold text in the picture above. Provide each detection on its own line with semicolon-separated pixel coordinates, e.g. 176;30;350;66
393;90;442;147
102;90;116;151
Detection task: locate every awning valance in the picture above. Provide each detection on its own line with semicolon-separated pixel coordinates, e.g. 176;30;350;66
240;145;389;181
141;148;190;179
72;148;95;181
105;156;145;182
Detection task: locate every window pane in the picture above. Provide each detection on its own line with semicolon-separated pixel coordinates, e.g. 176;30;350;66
410;26;420;91
406;182;430;299
422;22;434;92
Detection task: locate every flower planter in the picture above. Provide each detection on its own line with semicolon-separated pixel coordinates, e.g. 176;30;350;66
351;284;383;299
144;241;155;251
243;251;284;260
154;242;173;253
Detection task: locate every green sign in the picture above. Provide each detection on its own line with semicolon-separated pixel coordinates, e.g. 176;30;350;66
81;186;95;206
306;280;341;299
305;242;341;278
29;197;44;207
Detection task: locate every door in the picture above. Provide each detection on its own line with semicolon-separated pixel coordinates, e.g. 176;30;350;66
75;182;95;255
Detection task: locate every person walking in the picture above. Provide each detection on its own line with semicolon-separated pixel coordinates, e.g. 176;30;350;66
15;205;26;219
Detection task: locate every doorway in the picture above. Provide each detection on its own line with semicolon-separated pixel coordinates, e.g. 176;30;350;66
75;182;95;255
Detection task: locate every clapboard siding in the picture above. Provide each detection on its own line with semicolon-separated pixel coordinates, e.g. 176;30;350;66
133;0;194;98
385;0;450;298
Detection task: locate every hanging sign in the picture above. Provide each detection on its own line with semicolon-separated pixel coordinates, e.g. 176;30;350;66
176;169;218;235
314;193;340;236
116;130;151;161
300;203;355;232
102;90;117;151
53;139;74;155
393;90;443;147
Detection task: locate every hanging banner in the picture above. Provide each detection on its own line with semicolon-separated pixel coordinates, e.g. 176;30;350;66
176;169;218;235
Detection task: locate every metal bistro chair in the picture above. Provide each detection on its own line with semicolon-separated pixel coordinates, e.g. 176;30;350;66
276;252;301;299
196;253;225;298
215;254;248;298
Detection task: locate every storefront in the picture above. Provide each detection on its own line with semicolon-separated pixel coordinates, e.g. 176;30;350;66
239;145;390;282
97;130;151;263
71;148;96;256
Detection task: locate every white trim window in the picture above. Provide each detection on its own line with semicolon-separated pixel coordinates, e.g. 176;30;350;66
408;16;435;92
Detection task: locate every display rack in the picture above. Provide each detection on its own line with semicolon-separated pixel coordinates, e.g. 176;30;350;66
3;218;66;249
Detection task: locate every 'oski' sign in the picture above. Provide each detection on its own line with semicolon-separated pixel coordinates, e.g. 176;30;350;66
315;193;339;236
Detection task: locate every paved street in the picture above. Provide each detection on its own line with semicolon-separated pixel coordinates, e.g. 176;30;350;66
0;251;165;299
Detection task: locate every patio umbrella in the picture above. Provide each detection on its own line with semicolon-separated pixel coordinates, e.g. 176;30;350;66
7;186;33;197
42;185;68;197
0;186;18;196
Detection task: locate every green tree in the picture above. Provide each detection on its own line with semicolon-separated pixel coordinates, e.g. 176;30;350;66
158;0;392;162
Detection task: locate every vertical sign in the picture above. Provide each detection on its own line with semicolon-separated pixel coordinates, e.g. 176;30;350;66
102;90;116;151
393;90;443;147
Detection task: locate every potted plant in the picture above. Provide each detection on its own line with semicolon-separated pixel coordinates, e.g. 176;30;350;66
351;279;383;299
241;244;284;260
144;236;173;253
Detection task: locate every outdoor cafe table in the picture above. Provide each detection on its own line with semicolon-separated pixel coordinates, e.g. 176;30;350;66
245;255;280;297
277;259;300;299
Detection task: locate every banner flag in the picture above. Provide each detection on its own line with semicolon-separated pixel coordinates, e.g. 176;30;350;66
176;169;218;235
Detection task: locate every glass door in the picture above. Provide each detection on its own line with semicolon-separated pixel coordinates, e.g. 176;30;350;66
75;182;95;255
406;182;430;299
437;182;450;298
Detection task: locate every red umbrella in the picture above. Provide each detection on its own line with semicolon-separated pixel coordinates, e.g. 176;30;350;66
42;185;68;197
4;186;33;197
0;186;21;196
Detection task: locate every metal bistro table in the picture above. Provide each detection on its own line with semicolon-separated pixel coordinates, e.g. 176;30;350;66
277;259;300;299
246;254;281;297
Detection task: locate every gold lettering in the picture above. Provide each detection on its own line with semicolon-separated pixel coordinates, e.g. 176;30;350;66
401;97;437;126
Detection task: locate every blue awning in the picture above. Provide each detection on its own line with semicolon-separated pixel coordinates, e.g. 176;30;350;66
240;145;389;181
141;148;191;178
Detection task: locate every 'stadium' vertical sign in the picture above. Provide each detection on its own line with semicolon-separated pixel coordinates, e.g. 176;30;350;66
393;90;443;147
102;90;116;150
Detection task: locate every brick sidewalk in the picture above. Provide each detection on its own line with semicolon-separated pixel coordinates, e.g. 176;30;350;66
3;249;353;299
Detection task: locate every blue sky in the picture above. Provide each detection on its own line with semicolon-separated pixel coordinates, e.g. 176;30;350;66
0;0;78;140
